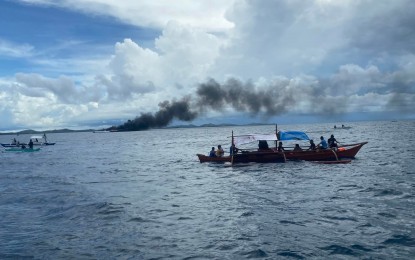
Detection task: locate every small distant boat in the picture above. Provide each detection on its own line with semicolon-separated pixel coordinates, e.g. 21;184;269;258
4;148;41;152
1;133;55;147
334;125;352;130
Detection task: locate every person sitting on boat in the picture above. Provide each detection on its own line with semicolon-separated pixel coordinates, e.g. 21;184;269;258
328;134;339;148
317;136;328;149
230;144;238;155
293;144;303;151
12;138;17;145
21;144;26;149
209;147;216;157
216;145;224;157
258;140;270;151
28;139;34;149
277;142;285;152
308;139;316;150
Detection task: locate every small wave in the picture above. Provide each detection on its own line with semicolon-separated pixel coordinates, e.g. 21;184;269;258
382;234;415;247
377;212;396;218
351;244;372;252
242;249;268;258
277;251;305;259
279;220;305;226
240;211;254;217
127;217;156;223
319;244;358;256
178;217;193;220
216;243;238;251
374;189;404;197
324;215;358;222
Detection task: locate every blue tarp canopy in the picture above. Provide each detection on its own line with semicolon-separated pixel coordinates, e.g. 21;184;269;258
278;131;310;141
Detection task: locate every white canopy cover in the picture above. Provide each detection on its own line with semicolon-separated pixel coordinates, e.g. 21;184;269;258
233;134;278;146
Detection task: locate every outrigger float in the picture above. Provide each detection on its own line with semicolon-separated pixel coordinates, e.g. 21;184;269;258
197;125;367;164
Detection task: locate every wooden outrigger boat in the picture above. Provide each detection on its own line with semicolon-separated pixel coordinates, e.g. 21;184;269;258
1;134;55;147
197;125;367;164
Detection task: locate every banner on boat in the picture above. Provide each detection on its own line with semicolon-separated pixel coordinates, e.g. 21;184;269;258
278;131;310;141
233;131;309;146
234;134;278;146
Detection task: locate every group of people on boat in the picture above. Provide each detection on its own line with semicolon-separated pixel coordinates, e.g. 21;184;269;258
209;143;239;157
279;134;339;151
207;133;340;156
209;145;225;157
20;139;34;149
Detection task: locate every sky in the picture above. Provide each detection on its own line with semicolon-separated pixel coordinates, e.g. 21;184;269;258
0;0;414;131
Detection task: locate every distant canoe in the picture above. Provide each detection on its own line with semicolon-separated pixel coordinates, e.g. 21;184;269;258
334;125;352;130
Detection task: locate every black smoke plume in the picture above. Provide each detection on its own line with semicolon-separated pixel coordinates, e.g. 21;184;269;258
116;97;197;131
115;78;320;131
196;78;294;115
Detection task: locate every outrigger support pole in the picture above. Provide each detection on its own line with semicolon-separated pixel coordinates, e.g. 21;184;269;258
275;124;278;149
231;130;234;165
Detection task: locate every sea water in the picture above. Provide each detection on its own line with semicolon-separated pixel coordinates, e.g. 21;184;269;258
0;121;414;259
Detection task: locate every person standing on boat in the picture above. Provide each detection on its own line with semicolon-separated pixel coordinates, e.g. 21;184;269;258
308;140;316;150
317;136;328;149
209;147;216;157
230;144;238;155
277;142;285;152
28;139;34;149
216;145;224;157
328;134;339;148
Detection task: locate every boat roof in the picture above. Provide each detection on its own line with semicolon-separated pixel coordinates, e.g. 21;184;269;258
278;131;310;141
234;131;310;146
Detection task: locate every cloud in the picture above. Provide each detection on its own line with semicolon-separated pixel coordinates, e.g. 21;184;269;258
0;39;34;58
17;0;236;31
1;0;415;131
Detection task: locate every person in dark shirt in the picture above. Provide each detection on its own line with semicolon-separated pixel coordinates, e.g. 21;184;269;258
28;139;34;149
277;142;285;152
308;140;316;150
230;144;238;155
328;134;338;148
293;144;303;151
258;140;269;150
209;147;216;157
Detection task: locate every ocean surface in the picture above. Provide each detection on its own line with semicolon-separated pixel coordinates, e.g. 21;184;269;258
1;121;414;259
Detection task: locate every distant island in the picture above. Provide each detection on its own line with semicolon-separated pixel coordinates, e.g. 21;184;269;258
0;123;271;135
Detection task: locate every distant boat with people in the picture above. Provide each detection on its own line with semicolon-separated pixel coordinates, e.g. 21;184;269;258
1;133;55;147
334;124;352;130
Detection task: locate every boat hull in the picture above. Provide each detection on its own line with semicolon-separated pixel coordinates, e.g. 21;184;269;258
4;148;41;152
1;142;55;147
283;142;367;161
197;150;285;163
197;142;367;163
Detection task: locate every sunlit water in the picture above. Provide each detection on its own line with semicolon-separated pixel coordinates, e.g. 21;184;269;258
1;121;414;259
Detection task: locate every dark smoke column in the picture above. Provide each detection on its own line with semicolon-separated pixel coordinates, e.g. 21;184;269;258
116;97;197;131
